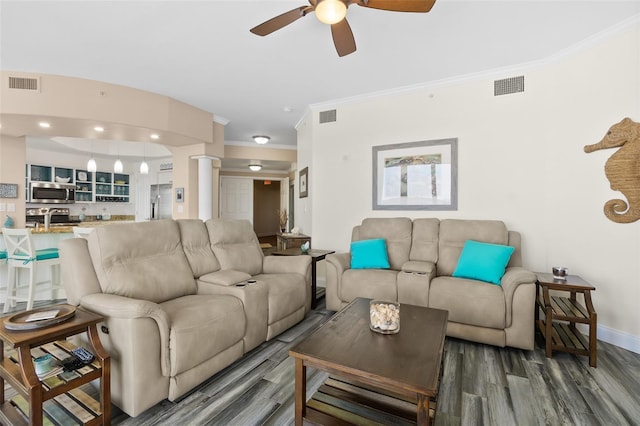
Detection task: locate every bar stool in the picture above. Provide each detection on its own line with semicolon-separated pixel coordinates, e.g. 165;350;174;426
73;227;94;239
1;228;61;313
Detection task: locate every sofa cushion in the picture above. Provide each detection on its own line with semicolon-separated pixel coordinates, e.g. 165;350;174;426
453;240;514;284
350;239;390;269
357;218;412;270
199;270;252;287
206;219;263;276
88;220;197;303
409;218;440;263
177;219;220;277
430;276;506;329
161;294;246;376
438;219;509;277
341;269;398;302
253;273;307;324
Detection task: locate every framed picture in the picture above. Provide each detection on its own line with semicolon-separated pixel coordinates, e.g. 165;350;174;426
0;183;18;199
372;138;458;210
175;187;184;203
299;167;308;198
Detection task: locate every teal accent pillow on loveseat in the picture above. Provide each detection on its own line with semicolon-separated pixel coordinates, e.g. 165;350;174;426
453;240;514;284
350;238;390;269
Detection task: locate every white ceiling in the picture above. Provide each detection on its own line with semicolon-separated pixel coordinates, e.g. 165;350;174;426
1;1;639;154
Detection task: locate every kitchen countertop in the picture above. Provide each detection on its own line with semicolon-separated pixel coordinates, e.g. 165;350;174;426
2;217;137;235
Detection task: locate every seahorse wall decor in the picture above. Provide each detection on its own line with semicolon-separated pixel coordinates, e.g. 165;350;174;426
584;117;640;224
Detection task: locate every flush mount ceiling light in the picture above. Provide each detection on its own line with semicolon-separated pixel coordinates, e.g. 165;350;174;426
249;164;263;172
253;135;270;145
315;0;347;24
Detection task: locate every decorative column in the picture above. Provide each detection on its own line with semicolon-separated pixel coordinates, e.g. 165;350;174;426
193;155;219;221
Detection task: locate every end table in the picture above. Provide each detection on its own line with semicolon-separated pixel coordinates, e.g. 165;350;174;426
535;273;597;367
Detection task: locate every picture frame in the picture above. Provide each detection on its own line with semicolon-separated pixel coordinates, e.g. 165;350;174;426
0;183;18;199
299;167;308;198
372;138;458;210
175;187;184;203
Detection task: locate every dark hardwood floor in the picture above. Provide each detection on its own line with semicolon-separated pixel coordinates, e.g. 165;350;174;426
3;298;640;425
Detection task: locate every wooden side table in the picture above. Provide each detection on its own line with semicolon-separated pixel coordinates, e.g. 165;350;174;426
272;248;335;309
277;233;310;251
0;306;110;425
535;273;597;367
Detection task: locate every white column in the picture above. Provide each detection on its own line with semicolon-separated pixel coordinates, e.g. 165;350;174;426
197;157;214;221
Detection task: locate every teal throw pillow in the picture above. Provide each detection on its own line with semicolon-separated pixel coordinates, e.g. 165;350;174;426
350;239;390;269
452;240;515;285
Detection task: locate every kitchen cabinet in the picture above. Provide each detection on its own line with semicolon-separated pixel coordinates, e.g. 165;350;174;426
26;165;129;204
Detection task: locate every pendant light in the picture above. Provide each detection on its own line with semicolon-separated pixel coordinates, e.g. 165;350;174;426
140;142;149;174
114;141;123;173
87;139;97;172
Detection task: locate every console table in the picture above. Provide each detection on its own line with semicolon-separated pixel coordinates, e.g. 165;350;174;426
277;233;310;251
535;273;597;367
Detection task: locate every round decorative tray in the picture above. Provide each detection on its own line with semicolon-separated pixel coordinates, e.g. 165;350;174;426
3;305;76;331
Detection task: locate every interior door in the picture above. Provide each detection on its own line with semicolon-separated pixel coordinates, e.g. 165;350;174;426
220;176;253;223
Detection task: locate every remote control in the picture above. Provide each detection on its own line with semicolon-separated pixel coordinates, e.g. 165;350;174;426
71;347;95;364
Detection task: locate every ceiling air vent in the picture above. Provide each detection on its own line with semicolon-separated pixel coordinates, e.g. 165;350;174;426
8;76;40;92
494;76;524;96
319;109;337;124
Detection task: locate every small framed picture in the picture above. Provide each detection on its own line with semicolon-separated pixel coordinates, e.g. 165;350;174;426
299;167;308;198
175;187;184;203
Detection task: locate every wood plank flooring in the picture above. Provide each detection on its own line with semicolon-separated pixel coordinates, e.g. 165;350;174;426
3;299;640;425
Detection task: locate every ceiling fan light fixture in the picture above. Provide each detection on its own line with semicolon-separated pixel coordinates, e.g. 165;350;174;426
315;0;347;25
253;135;270;145
249;164;262;172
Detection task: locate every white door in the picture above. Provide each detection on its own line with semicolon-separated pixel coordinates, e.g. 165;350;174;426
220;176;253;223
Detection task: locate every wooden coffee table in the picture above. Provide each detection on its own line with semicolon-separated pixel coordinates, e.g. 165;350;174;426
289;297;448;425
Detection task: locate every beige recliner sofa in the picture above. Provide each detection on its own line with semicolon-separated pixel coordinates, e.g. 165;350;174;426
59;218;310;417
326;218;536;350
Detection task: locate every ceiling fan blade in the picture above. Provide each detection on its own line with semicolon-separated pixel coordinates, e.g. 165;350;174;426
331;19;356;57
250;6;311;36
357;0;436;13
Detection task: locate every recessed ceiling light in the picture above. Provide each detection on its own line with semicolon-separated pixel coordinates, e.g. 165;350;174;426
253;135;270;145
283;106;293;113
150;133;160;140
94;126;104;132
38;122;50;128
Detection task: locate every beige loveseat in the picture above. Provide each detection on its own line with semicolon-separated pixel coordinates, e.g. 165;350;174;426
326;218;536;350
59;218;311;417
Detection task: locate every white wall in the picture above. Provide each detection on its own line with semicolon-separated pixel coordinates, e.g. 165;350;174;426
299;22;640;351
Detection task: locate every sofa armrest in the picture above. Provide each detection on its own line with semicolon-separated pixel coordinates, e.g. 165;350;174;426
325;253;351;310
79;293;171;376
401;260;436;275
198;270;252;287
263;255;311;276
501;267;537;327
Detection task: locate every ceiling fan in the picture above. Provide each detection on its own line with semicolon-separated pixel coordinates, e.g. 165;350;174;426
250;0;436;57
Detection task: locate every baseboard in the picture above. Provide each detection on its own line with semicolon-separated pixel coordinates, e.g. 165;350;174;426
598;324;640;354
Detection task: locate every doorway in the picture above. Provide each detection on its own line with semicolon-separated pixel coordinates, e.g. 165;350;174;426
253;180;280;238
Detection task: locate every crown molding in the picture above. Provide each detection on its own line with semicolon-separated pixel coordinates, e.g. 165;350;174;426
308;13;640;113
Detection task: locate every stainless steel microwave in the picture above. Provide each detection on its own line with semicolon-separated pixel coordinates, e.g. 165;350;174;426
29;182;75;204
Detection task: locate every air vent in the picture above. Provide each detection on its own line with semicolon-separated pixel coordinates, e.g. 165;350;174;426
8;76;40;92
494;76;524;96
319;109;337;124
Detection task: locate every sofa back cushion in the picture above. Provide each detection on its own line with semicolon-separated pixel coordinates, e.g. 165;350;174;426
206;218;263;276
354;218;412;271
409;218;440;263
88;220;197;303
437;219;509;277
177;219;220;277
